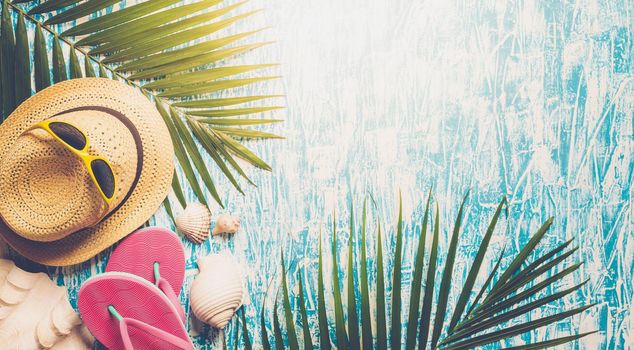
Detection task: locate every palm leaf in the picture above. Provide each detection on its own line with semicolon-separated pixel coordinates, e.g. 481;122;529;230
98;64;108;78
330;211;349;349
405;191;431;350
505;331;597;350
172;94;282;108
51;36;67;84
233;317;241;350
347;203;361;349
267;192;593;349
162;196;176;226
390;192;404;350
33;23;50;91
466;245;506;316
441;305;595;350
376;219;388;350
211;127;284;140
487;217;555;296
14;12;30;106
188;121;245;194
70;0;222;42
317;230;332;350
448;276;587;343
1;0;15;119
28;0;81;15
447;197;507;332
68;47;82;79
45;0;121;25
240;308;253;350
261;301;272;350
156;102;208;204
418;205;440;348
298;269;313;350
59;0;182;36
438;208;591;348
170;107;223;205
273;295;284;350
84;55;96;78
430;192;469;348
359;200;373;350
281;253;300;350
2;0;282;207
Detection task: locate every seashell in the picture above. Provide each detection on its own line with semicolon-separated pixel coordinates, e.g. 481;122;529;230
0;259;93;349
175;203;212;244
211;214;241;236
190;251;245;329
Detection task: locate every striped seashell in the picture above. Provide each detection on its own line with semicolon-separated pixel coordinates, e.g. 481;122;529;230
175;203;212;244
190;251;245;329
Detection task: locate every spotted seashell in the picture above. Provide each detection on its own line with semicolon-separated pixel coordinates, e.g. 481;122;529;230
175;203;212;244
211;214;241;236
189;252;245;329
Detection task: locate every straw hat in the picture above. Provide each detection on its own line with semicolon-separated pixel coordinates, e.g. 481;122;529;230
0;78;174;266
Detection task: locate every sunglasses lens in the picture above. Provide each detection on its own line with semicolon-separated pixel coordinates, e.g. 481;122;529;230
48;122;87;150
90;159;115;199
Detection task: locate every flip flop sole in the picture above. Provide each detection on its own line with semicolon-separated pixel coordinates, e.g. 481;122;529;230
78;273;191;350
106;227;185;296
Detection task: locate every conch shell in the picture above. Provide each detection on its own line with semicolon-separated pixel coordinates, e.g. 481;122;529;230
189;252;245;329
211;214;240;236
175;203;211;244
0;259;94;349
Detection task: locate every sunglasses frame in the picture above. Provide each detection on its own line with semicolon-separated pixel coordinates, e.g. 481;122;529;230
24;120;117;208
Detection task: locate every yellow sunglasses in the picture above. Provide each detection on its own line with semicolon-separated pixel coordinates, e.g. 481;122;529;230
24;120;117;208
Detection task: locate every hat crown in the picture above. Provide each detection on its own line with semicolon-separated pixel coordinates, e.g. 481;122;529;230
0;110;137;242
0;78;174;266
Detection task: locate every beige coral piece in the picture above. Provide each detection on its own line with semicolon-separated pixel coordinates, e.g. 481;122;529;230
0;259;93;349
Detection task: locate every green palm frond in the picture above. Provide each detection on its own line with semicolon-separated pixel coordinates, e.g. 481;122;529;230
240;308;253;350
358;199;373;350
331;211;350;349
317;229;333;350
263;192;594;349
261;299;272;350
375;218;388;350
391;192;404;350
1;0;283;208
273;295;285;350
297;269;313;350
405;190;431;349
281;253;300;350
346;202;361;350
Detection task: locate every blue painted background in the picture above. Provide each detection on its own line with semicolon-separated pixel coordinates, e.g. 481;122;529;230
4;0;634;348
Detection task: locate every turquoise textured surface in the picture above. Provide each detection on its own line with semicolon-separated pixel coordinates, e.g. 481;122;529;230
3;0;633;349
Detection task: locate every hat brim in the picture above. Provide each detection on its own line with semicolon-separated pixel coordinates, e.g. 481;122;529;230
0;78;174;266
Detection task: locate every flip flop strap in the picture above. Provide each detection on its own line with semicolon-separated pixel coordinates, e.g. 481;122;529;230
118;317;191;350
155;276;186;322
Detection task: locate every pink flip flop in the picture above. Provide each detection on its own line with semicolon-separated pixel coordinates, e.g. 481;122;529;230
78;273;194;350
106;227;186;321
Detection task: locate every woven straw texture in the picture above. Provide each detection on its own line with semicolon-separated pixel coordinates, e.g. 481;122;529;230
0;78;174;266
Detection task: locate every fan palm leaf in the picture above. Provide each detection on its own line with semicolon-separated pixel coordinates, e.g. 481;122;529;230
270;192;594;349
1;0;283;209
